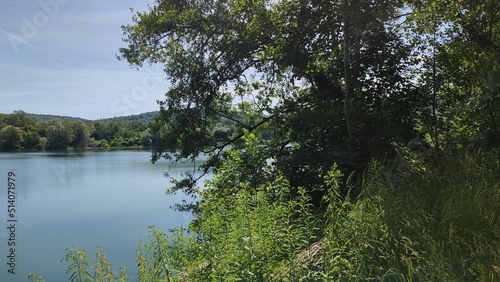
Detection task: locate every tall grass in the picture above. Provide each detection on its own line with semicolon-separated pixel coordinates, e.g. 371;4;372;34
322;150;500;281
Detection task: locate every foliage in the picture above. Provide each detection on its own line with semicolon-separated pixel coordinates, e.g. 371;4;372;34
29;246;129;282
0;125;24;150
137;226;197;281
319;150;500;281
23;130;41;148
71;121;91;148
0;111;157;151
46;119;72;149
118;0;427;209
22;0;500;280
27;113;91;123
6;110;37;127
138;179;321;281
405;0;500;149
26;273;45;282
97;111;159;123
133;131;320;281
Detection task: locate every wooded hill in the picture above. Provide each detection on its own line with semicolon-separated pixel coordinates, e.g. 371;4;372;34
0;110;158;150
24;111;159;123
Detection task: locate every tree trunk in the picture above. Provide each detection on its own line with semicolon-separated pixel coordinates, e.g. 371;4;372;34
342;0;361;151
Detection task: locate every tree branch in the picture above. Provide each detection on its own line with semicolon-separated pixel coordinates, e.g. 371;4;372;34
202;115;274;155
211;109;248;128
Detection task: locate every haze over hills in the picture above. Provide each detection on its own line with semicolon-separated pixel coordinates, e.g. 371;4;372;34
24;111;159;123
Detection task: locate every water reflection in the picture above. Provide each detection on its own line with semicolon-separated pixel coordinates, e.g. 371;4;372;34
0;150;204;281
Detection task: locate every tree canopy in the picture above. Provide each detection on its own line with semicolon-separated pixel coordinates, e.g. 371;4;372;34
119;0;430;202
118;0;500;210
0;125;24;150
0;111;157;151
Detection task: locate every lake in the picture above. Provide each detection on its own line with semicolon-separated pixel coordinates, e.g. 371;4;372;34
0;150;204;281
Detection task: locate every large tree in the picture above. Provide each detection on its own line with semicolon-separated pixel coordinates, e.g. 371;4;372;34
0;125;24;150
119;0;420;202
46;119;72;149
70;121;91;148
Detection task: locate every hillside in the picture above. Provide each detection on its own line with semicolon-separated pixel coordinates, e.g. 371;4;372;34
24;111;158;123
97;111;158;123
27;113;91;123
1;110;158;150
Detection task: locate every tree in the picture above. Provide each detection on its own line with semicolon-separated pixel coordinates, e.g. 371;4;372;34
6;110;36;128
70;121;91;148
23;130;41;149
91;122;122;142
119;0;421;204
0;114;8;126
0;125;24;150
405;0;500;149
46;119;71;149
140;129;153;146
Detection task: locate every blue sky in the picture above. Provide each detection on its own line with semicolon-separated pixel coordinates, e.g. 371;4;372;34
0;0;170;120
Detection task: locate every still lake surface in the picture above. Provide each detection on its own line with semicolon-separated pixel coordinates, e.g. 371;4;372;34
0;149;204;281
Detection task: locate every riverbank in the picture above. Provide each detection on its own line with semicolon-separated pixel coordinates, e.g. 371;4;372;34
131;149;500;281
29;149;499;281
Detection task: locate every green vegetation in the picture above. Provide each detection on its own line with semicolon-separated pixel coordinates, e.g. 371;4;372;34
28;246;128;282
0;125;24;150
319;151;500;281
0;110;240;150
0;111;156;150
27;114;90;123
97;111;159;123
27;0;500;280
28;147;500;281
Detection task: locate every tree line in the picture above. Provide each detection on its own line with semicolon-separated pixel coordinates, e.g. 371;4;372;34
0;111;154;150
0;110;246;151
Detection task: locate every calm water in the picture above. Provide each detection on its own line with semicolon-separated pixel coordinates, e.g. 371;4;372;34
0;150;203;281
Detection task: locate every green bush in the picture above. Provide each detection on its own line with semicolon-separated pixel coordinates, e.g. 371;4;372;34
134;178;321;281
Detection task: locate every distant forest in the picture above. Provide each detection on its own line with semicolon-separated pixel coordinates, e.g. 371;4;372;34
0;110;160;150
97;111;159;123
27;111;159;123
0;110;243;151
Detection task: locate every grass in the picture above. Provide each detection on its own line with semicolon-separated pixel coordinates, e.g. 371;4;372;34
320;150;500;281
